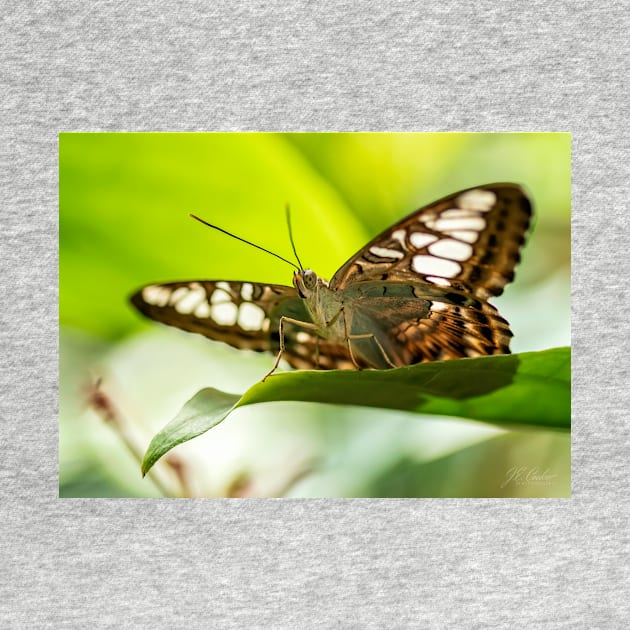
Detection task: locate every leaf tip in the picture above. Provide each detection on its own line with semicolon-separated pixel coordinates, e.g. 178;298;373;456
141;455;154;478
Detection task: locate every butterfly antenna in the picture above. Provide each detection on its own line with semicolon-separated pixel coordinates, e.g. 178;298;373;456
189;214;300;271
285;204;304;271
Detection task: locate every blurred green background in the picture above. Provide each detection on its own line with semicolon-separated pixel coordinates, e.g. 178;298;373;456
59;132;571;498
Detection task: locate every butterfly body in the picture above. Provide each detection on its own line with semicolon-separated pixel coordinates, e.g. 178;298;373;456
292;270;342;339
131;183;532;373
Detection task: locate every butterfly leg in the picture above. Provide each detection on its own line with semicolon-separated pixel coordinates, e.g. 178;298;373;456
339;306;361;369
347;333;398;369
263;316;320;381
338;306;395;369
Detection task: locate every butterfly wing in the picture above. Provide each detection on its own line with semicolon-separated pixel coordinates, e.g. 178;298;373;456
328;184;532;367
131;279;366;370
130;280;307;352
342;283;513;367
330;183;532;300
390;300;513;362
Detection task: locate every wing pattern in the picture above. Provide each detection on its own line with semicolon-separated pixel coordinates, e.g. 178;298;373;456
131;280;301;353
131;279;364;369
331;183;531;300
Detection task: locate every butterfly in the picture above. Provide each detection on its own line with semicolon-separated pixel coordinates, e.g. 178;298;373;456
131;183;532;378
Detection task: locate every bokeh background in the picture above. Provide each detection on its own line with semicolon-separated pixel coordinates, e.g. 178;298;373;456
59;133;570;497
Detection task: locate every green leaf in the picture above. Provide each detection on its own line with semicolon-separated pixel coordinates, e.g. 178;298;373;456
142;347;570;475
141;388;240;476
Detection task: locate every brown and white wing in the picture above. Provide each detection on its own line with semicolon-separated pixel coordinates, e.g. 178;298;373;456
396;300;513;362
131;279;361;370
284;298;512;369
339;283;513;368
131;280;309;354
330;183;532;300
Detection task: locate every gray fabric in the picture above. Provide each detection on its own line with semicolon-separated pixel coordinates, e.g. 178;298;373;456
1;1;627;627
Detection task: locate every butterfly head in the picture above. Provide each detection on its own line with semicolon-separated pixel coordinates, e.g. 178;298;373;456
293;269;324;298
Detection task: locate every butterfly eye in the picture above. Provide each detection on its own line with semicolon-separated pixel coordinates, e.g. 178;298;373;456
303;270;317;289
